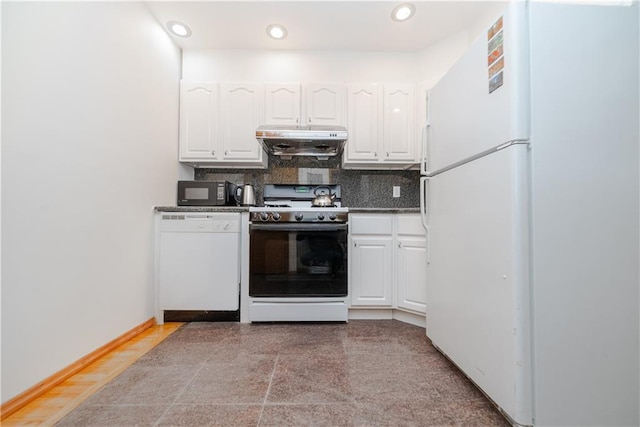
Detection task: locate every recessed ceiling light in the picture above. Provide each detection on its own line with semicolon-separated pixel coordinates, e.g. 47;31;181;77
266;24;288;40
167;21;192;38
391;3;416;22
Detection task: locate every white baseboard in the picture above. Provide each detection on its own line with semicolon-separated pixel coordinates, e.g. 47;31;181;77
348;308;426;329
392;309;426;328
348;308;393;320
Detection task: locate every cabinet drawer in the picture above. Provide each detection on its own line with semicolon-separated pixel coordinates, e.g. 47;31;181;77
396;214;425;236
349;214;393;235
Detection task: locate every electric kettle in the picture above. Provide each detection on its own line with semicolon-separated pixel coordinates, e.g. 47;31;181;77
235;184;256;206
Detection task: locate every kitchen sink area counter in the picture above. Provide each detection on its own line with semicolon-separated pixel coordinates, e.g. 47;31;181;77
348;207;420;213
155;206;250;213
155;207;420;214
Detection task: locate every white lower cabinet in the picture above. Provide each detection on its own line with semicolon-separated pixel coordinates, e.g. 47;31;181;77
350;235;394;307
348;213;427;314
395;215;427;314
348;214;394;307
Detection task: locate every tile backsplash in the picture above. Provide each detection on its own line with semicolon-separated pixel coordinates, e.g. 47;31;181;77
194;154;420;208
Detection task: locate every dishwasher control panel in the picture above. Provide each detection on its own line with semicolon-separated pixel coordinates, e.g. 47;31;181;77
160;214;240;233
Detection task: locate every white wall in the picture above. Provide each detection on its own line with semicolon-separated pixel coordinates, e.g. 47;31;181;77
183;49;422;82
0;0;4;407
181;1;506;87
1;2;181;403
416;31;470;90
416;1;506;90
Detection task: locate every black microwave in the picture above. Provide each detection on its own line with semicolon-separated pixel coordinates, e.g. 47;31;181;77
177;181;238;206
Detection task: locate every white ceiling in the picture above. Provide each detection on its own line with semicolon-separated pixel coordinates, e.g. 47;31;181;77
147;1;508;52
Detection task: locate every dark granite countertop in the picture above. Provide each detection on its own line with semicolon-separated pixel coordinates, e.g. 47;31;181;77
348;207;420;214
155;206;420;214
155;206;250;213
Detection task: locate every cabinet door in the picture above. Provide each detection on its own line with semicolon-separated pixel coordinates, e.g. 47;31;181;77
349;236;393;307
305;83;345;126
179;82;219;160
345;84;382;162
396;236;427;313
220;83;265;161
383;84;416;162
265;83;301;125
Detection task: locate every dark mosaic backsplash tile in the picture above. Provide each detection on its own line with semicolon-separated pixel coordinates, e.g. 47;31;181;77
194;154;421;208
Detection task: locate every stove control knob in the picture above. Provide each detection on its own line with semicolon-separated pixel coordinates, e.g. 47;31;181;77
316;213;325;221
272;212;281;221
329;213;337;221
294;212;304;222
260;212;269;221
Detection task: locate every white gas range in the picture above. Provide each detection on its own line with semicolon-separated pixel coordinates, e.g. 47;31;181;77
247;184;349;322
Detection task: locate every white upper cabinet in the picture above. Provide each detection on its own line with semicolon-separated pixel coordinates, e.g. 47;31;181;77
304;83;345;126
219;83;266;164
264;83;345;126
179;82;219;161
345;84;382;161
179;81;267;168
343;83;418;169
383;84;416;162
265;83;301;125
178;79;417;169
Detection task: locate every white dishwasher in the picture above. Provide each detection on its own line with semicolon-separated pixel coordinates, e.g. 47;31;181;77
156;212;240;321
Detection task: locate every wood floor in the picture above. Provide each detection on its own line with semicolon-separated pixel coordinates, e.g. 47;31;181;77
2;323;183;426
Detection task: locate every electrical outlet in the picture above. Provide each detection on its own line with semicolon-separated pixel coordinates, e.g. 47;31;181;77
393;186;401;198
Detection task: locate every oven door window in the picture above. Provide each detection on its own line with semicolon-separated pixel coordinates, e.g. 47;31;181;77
249;228;348;297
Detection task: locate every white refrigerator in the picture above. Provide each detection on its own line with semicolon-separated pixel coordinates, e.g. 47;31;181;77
420;2;639;427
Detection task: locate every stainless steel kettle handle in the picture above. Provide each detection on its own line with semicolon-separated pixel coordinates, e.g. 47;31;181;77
314;186;332;195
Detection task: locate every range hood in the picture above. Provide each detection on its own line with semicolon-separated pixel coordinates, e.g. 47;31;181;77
256;125;348;160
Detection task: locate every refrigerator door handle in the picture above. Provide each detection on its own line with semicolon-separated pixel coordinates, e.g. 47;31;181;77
424;138;529;178
420;124;430;175
420;90;430;175
420;176;430;264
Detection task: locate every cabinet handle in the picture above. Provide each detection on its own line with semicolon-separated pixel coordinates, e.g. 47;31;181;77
296;118;299;124
374;152;377;157
211;150;215;156
386;152;390;157
225;150;228;155
354;242;357;247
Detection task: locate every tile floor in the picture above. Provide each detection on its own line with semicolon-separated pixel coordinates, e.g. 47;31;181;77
56;320;509;426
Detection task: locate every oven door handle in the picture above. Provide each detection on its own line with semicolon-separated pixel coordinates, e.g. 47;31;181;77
250;223;348;232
